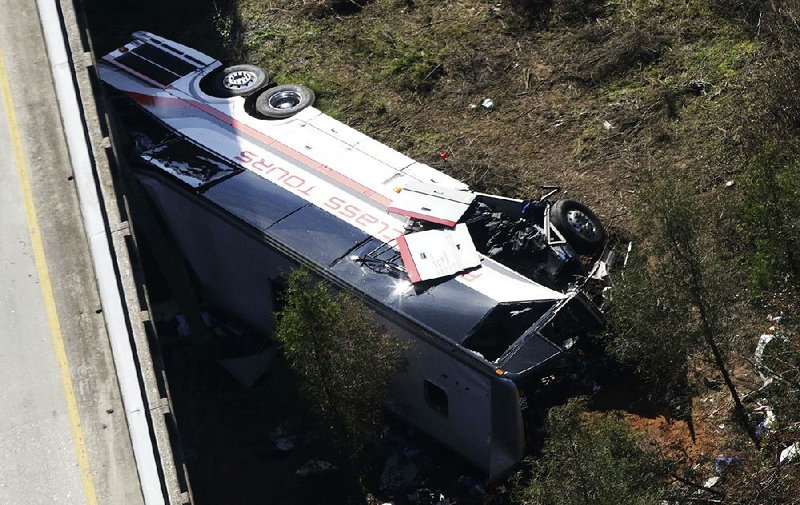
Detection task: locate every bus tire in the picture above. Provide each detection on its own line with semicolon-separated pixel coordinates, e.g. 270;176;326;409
208;64;269;97
255;84;315;119
550;199;606;254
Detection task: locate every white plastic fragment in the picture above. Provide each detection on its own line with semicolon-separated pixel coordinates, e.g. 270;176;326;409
755;333;775;386
590;260;609;280
755;405;775;429
480;98;495;109
780;443;800;464
623;241;632;267
397;224;481;283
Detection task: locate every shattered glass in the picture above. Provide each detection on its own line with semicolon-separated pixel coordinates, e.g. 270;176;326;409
139;137;242;189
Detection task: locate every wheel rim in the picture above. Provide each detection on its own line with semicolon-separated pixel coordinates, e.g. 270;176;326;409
566;210;599;240
223;70;258;91
268;90;302;110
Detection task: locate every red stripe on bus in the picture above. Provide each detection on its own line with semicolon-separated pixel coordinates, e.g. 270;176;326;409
185;99;393;207
385;207;457;227
396;234;421;283
124;89;393;208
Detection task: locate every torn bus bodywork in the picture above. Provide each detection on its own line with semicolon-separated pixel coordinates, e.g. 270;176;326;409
98;32;608;480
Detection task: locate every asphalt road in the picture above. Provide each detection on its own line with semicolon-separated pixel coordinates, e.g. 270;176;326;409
0;1;145;503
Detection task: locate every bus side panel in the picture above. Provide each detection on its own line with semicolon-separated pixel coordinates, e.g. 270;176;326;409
379;320;494;474
136;171;517;476
137;173;294;333
489;377;525;479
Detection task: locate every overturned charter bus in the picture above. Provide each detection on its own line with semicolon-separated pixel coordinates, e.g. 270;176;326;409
98;32;609;479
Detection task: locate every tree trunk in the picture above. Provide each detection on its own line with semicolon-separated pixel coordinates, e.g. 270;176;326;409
669;233;761;448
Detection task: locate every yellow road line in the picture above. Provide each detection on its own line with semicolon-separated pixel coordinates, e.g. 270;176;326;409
0;48;99;505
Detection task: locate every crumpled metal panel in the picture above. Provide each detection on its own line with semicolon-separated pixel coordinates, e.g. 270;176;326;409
331;238;498;344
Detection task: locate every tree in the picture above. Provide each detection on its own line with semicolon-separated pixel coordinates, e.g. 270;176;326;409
273;269;404;462
513;397;669;505
608;176;760;446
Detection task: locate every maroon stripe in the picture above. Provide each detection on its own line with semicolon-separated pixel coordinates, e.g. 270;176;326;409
386;207;457;227
396;234;421;283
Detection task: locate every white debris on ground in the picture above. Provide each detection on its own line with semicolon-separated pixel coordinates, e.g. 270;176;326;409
755;404;776;438
754;314;788;387
755;332;777;387
780;443;800;464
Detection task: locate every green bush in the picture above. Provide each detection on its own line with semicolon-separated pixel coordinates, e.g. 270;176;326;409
737;142;800;291
513;398;669;505
273;269;404;460
605;251;692;395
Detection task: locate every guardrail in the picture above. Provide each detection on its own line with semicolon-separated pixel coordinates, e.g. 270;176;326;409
37;1;194;503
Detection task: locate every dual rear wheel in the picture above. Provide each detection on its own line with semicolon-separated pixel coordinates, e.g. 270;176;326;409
205;64;315;119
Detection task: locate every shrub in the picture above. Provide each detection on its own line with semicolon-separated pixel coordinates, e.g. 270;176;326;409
273;269;404;460
513;398;669;505
737;142;800;291
605;251;692;397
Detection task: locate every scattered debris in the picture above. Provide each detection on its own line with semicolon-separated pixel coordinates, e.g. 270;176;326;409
380;452;421;492
755;405;775;438
175;314;191;337
780;443;800;464
269;425;296;452
589;260;609;280
623;241;632;268
296;459;336;476
174;311;214;337
703;377;723;390
755;331;784;387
